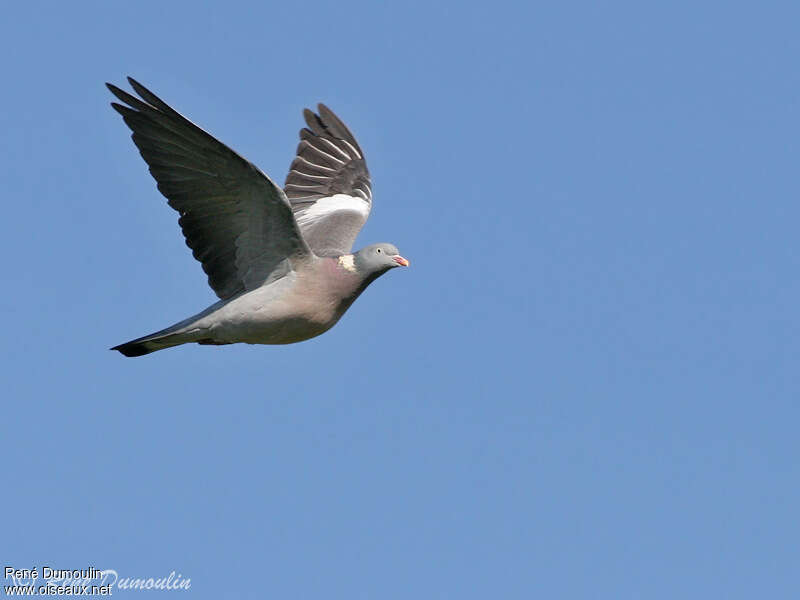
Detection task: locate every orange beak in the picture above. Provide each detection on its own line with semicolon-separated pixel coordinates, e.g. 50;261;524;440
393;255;410;267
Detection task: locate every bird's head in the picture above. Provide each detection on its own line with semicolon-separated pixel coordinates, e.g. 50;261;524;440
353;243;410;276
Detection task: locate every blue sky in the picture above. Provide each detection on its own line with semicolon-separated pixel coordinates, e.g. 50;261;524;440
2;0;799;597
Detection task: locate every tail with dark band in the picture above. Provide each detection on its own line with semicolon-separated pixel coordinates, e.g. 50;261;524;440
112;304;223;357
111;333;186;357
111;320;198;357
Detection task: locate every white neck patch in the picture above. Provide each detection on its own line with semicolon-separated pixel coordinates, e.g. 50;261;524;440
338;254;357;272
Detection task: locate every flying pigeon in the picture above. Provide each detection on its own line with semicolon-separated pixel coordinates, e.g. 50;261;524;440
106;78;408;357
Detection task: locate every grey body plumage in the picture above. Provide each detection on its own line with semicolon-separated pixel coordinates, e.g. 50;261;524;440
107;78;408;357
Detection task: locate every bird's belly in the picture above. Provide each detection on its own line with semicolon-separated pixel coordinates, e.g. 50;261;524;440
203;291;339;345
240;315;333;345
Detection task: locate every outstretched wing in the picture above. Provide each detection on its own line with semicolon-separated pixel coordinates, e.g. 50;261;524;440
284;104;372;257
107;77;311;300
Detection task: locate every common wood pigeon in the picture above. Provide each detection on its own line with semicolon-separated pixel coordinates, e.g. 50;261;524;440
107;78;408;357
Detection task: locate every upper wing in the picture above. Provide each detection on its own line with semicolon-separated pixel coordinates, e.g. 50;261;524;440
284;104;372;257
107;78;310;300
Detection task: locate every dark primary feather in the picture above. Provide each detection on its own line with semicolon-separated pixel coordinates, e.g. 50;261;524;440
107;77;309;300
284;104;372;204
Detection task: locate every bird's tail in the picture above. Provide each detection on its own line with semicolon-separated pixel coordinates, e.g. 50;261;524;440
111;335;186;356
111;313;206;357
111;330;188;357
112;301;227;357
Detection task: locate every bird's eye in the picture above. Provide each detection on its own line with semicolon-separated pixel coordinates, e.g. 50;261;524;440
377;248;382;254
